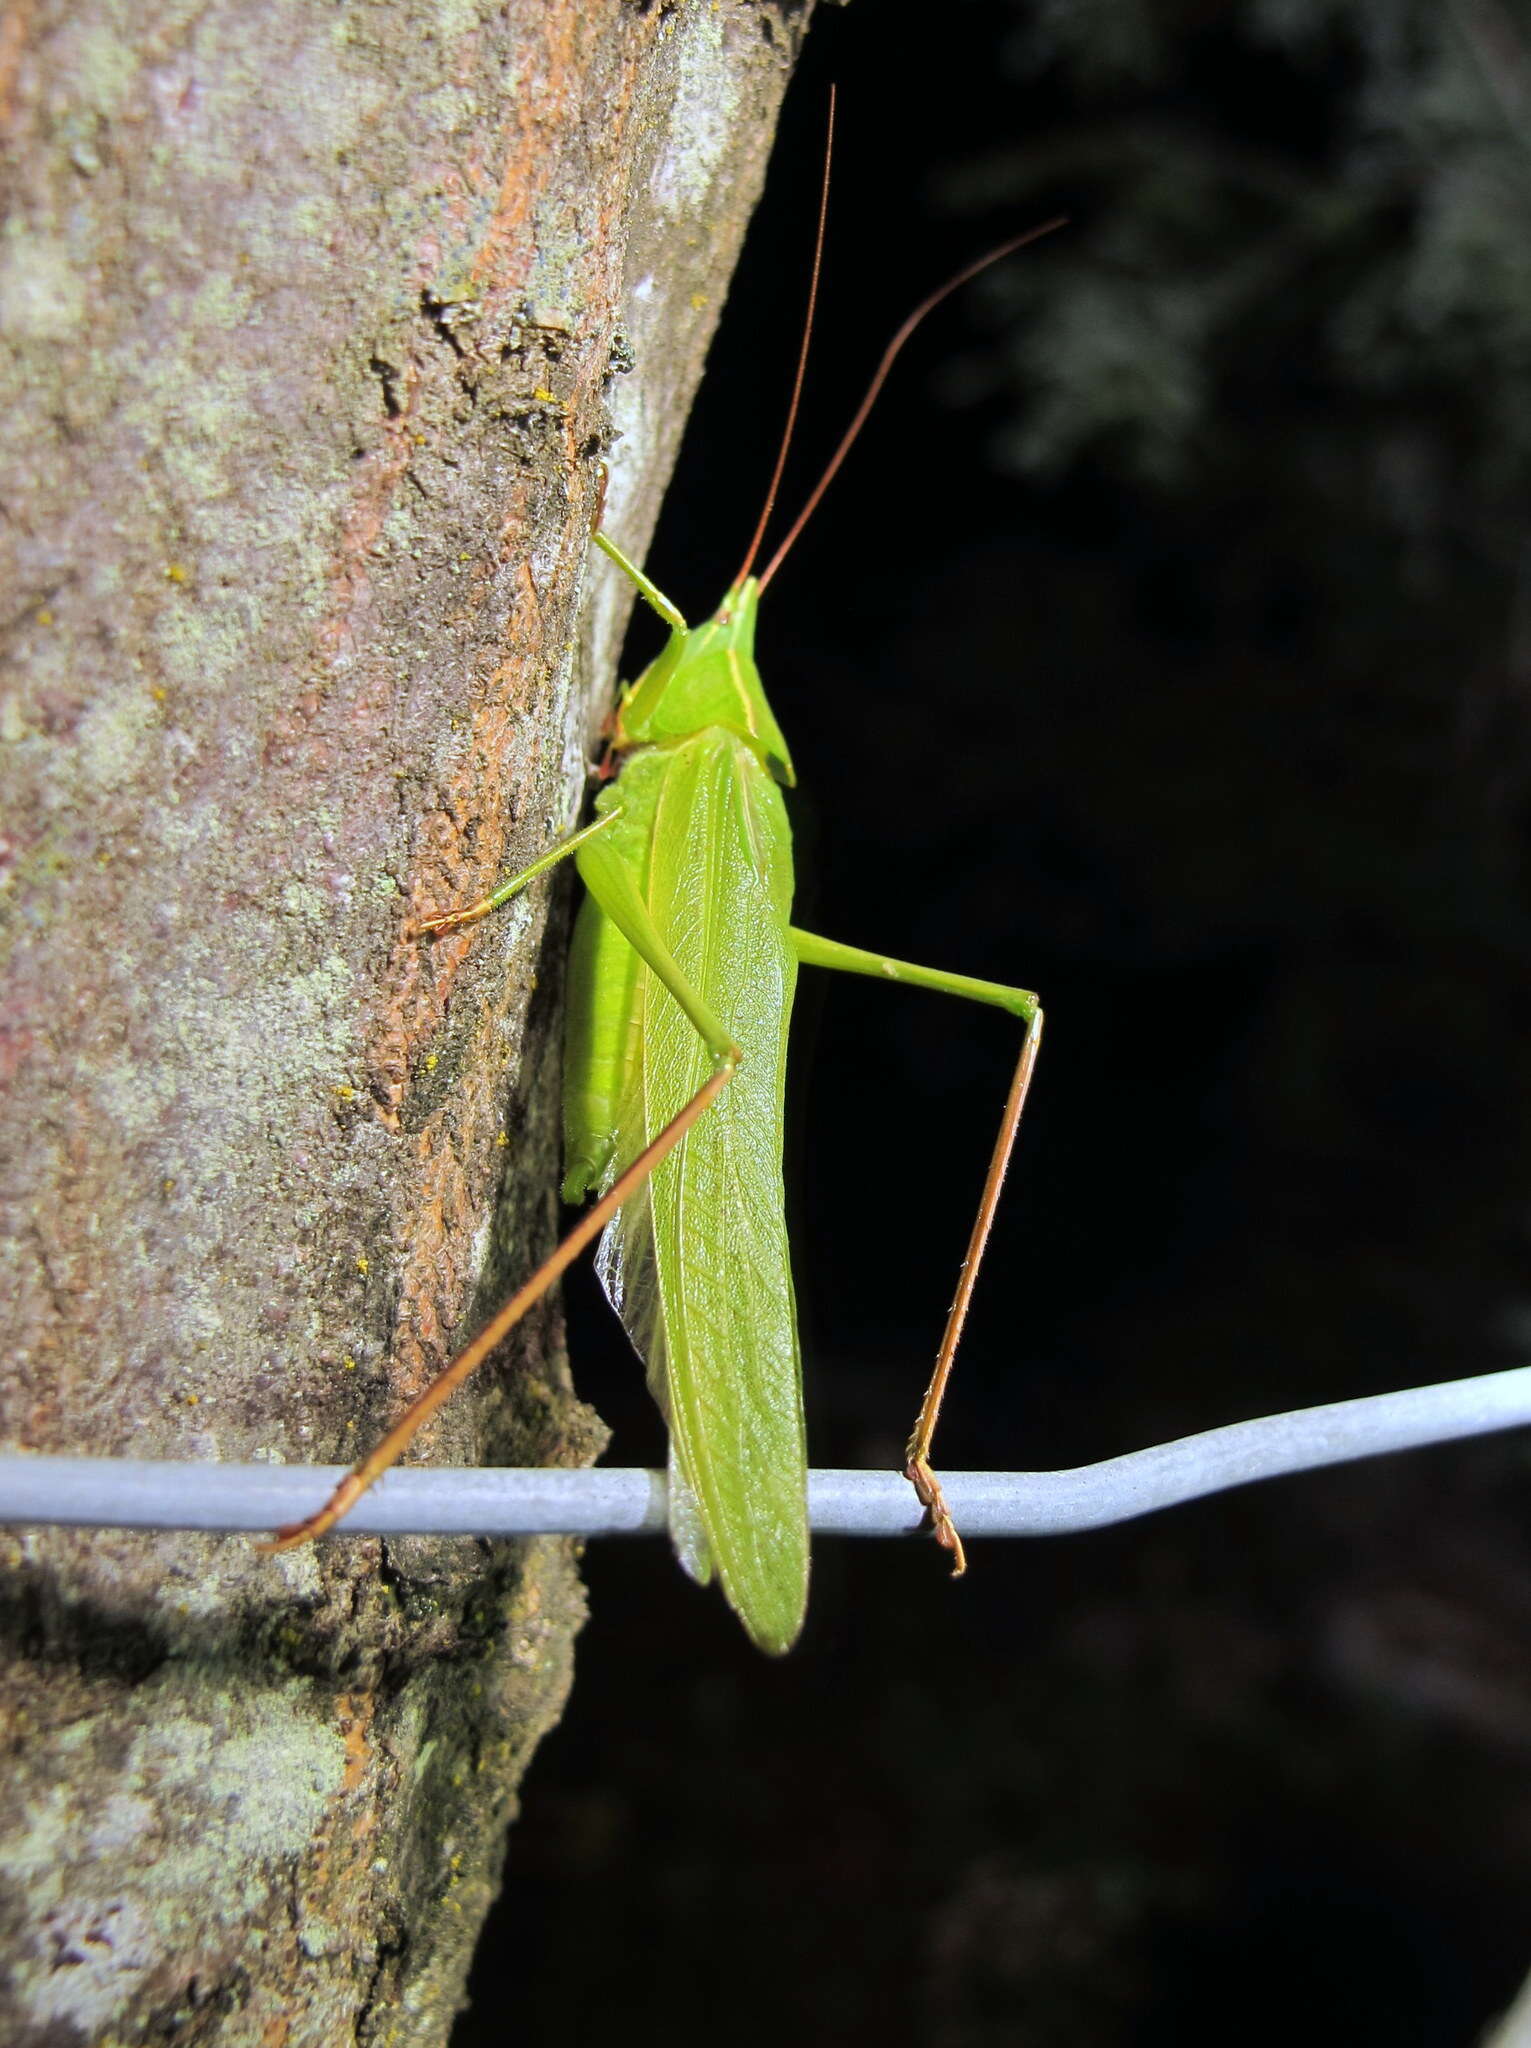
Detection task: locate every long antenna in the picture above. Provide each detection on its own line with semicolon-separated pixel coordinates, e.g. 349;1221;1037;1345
731;86;836;590
756;215;1069;593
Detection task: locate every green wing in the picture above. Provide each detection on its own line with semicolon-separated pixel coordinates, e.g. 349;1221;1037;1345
565;733;806;1654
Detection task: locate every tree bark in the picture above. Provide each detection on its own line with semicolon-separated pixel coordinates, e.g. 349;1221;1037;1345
0;3;810;2040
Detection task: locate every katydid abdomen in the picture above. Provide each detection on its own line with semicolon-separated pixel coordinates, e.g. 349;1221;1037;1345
564;730;808;1656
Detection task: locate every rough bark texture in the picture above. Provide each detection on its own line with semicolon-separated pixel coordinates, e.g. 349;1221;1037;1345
0;3;809;2041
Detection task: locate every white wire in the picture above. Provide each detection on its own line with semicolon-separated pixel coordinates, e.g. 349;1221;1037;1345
0;1367;1526;1538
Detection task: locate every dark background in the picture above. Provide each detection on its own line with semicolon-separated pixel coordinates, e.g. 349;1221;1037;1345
461;2;1531;2041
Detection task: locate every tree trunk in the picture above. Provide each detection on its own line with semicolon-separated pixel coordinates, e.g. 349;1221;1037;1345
0;3;810;2040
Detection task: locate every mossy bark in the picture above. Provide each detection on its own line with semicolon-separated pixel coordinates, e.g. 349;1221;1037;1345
0;3;810;2041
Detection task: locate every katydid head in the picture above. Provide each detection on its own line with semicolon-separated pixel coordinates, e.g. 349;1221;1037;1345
613;578;796;786
604;89;833;793
601;114;1060;794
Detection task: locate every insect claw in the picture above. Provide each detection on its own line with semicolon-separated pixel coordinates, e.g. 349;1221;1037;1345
418;899;487;938
905;1454;968;1577
257;1469;370;1552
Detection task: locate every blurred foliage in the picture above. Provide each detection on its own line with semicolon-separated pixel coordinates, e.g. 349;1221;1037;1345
942;0;1531;565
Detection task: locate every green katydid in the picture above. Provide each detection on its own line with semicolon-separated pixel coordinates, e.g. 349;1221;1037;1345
272;157;1063;1654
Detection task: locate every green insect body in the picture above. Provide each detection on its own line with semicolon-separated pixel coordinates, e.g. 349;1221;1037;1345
540;530;1038;1652
561;573;805;1653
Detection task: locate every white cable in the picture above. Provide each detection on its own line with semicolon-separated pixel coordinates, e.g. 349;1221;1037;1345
0;1367;1526;1538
